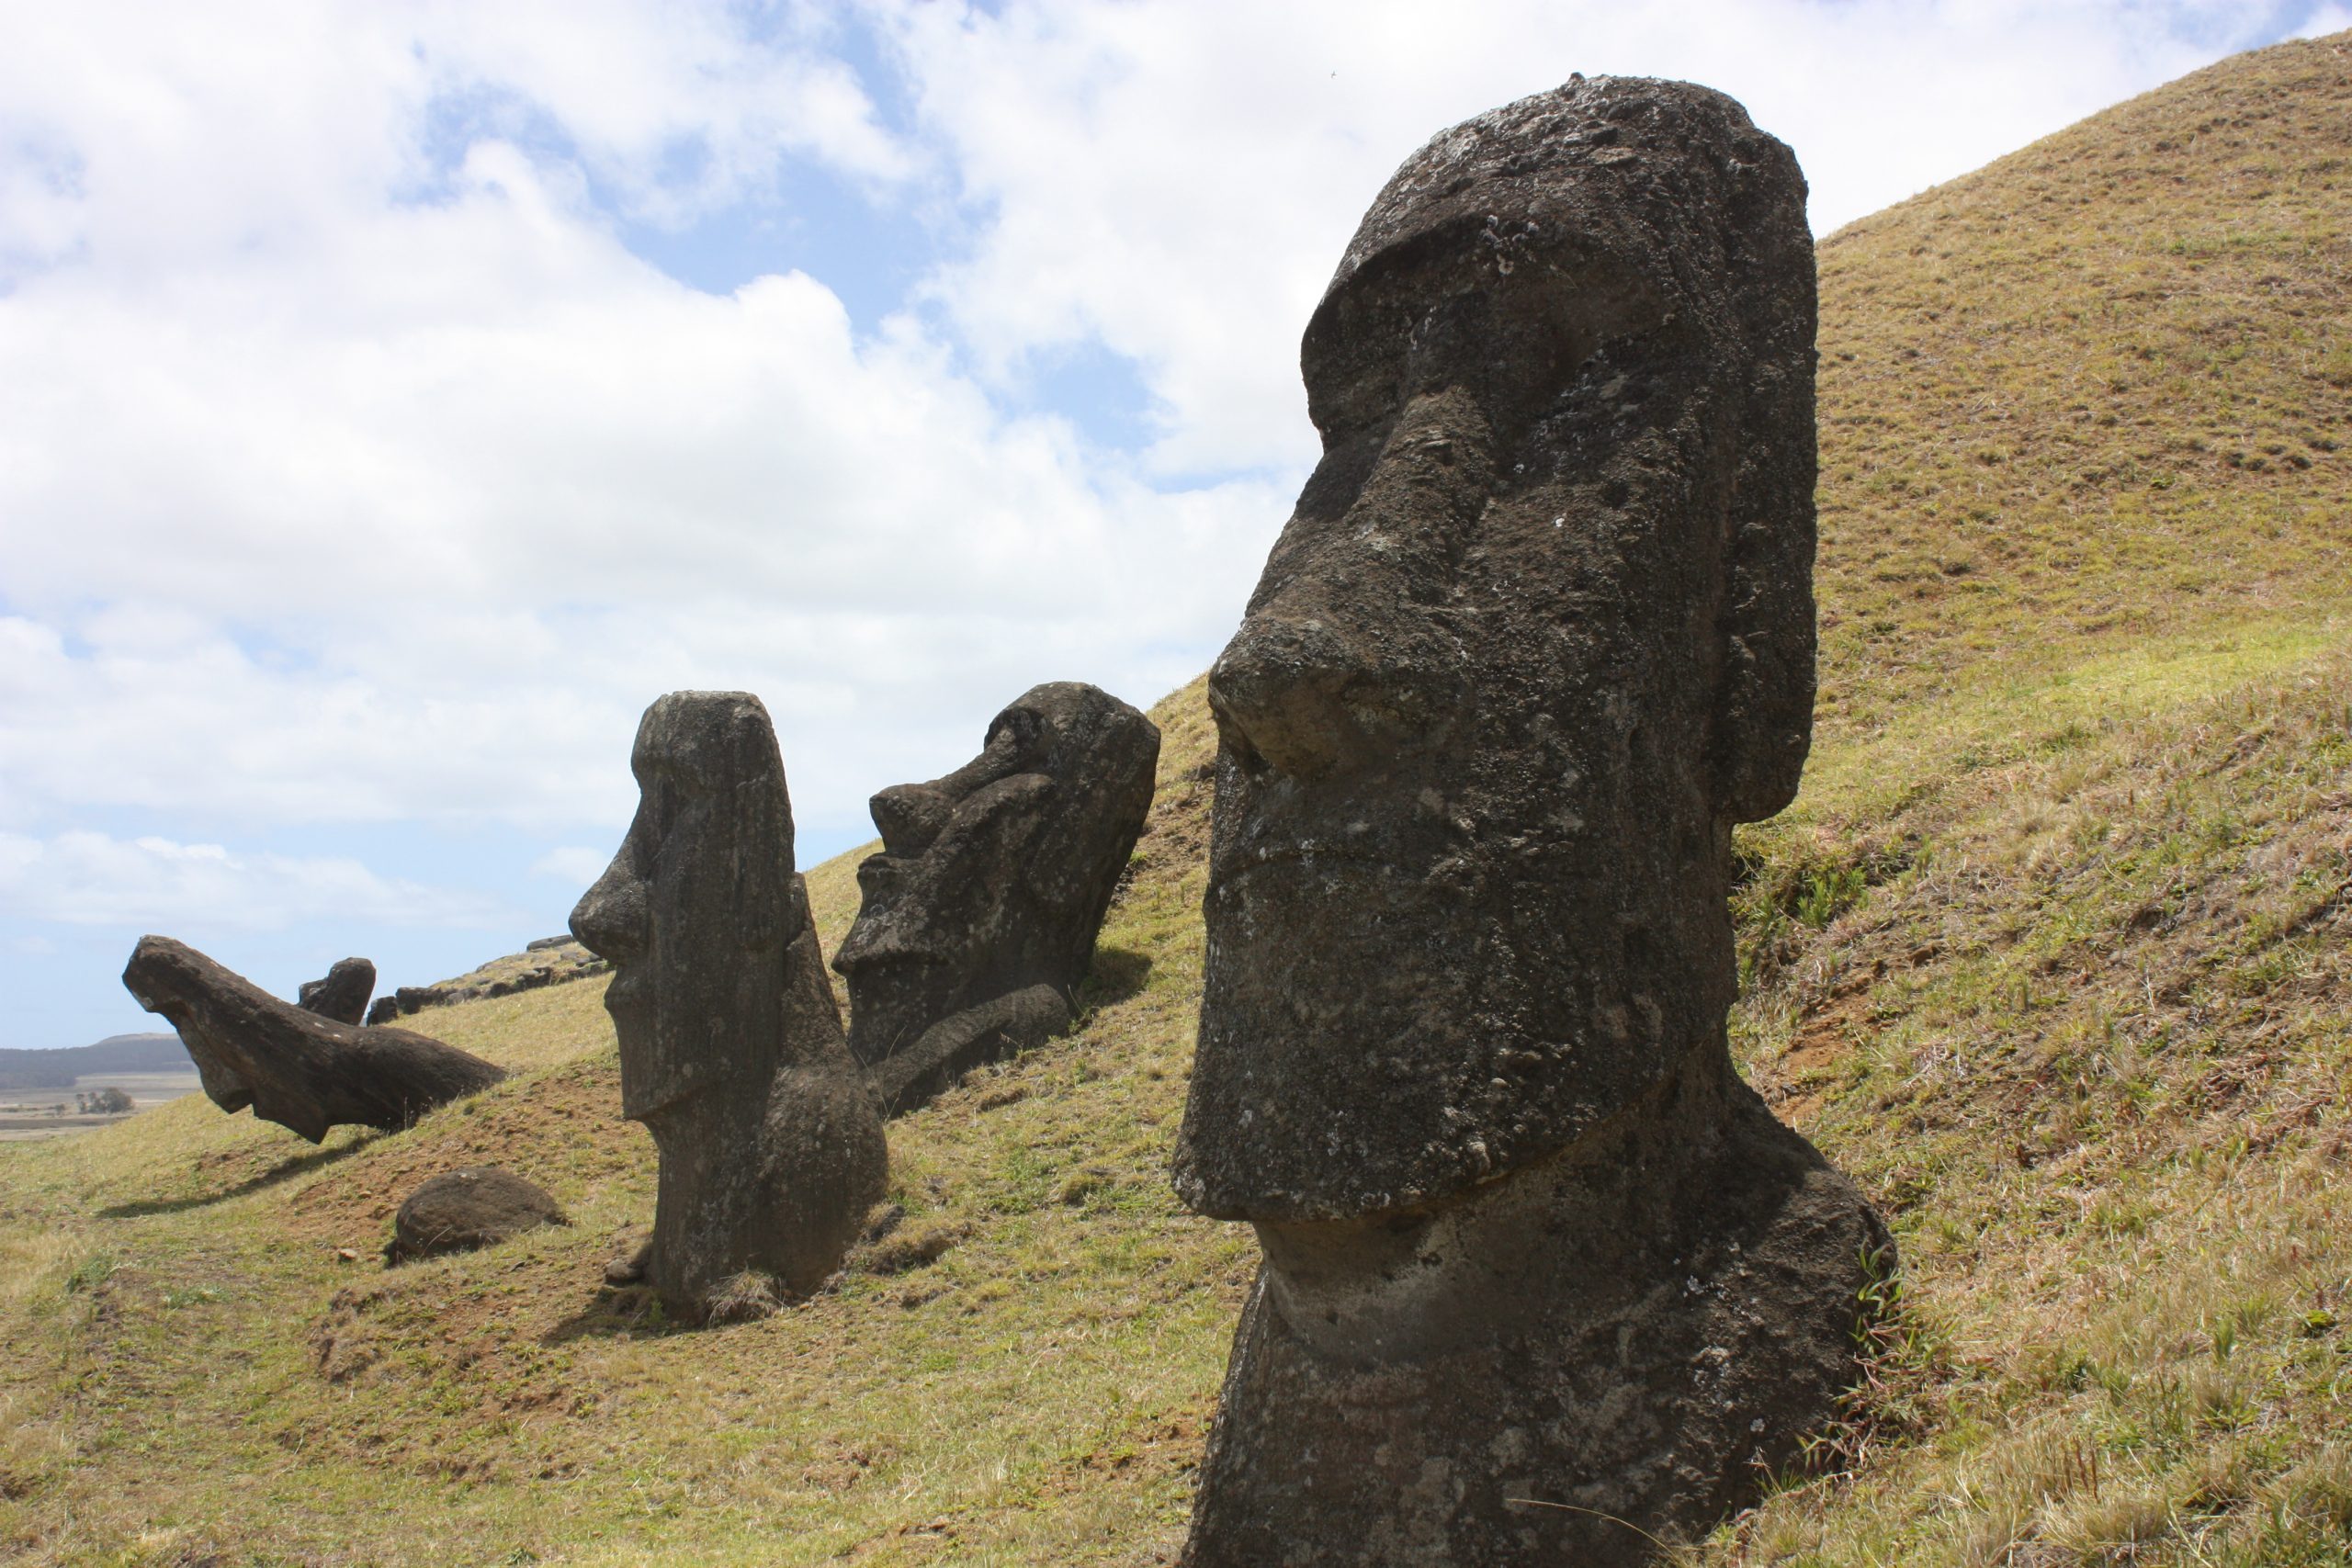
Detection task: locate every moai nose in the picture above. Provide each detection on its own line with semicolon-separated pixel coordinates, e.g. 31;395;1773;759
1208;613;1380;783
871;784;953;855
570;853;650;964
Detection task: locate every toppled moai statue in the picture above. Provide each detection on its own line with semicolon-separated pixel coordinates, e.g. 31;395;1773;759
387;1167;567;1263
1170;77;1891;1566
571;691;888;1307
833;682;1159;1114
123;936;507;1144
297;957;376;1025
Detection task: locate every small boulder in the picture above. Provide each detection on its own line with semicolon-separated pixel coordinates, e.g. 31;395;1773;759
387;1168;566;1264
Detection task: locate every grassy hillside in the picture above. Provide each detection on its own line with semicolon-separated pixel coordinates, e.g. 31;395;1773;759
4;30;2349;1568
1813;29;2352;735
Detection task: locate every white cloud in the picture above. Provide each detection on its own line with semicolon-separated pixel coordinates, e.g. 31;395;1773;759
877;0;2293;474
0;21;1281;836
0;0;2326;1045
0;830;509;931
2292;5;2352;38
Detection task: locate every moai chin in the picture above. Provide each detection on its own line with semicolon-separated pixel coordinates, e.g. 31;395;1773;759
1170;76;1891;1566
833;682;1159;1114
571;691;888;1308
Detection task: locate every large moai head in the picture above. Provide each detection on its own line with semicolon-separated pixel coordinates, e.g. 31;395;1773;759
1173;74;1818;1223
832;682;1159;1068
573;691;808;1122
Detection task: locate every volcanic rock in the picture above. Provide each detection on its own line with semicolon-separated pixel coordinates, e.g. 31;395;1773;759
387;1168;566;1263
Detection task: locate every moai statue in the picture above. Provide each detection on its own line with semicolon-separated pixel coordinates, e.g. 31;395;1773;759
833;682;1159;1114
571;692;887;1308
1170;77;1891;1566
297;956;376;1025
123;937;503;1143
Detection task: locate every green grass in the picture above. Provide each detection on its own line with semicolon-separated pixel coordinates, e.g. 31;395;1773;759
5;28;2352;1568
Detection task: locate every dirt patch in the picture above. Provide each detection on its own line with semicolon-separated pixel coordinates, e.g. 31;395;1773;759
285;1053;642;1247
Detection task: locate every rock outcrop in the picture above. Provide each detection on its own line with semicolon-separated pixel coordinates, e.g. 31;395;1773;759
1170;76;1889;1566
833;682;1158;1110
361;941;609;1026
387;1168;567;1263
296;957;375;1025
571;691;888;1309
122;936;507;1144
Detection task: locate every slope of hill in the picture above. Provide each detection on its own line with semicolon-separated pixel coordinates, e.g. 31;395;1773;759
2;30;2349;1568
1814;29;2351;736
0;1034;189;1094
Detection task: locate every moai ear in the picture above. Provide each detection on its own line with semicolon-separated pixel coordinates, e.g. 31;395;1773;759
721;700;796;953
1711;147;1818;827
1712;490;1815;824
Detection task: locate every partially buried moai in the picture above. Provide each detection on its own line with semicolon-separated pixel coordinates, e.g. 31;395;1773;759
296;956;376;1025
1170;77;1891;1565
571;692;887;1309
832;682;1159;1114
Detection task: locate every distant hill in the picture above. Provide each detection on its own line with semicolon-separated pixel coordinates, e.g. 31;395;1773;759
0;1032;190;1092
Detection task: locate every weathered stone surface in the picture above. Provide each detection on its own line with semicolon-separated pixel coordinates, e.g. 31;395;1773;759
833;682;1158;1107
364;997;398;1026
864;983;1068;1118
123;936;507;1144
571;691;888;1309
387;1167;566;1263
296;957;375;1025
1170;76;1889;1565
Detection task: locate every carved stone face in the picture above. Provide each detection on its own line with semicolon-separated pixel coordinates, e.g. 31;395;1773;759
832;682;1159;1067
1173;79;1817;1224
571;692;800;1123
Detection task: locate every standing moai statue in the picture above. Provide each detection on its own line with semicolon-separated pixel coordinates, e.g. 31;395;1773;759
297;956;376;1025
832;682;1159;1114
1170;76;1891;1566
571;692;888;1308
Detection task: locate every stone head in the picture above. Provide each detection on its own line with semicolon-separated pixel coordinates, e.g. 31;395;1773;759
1174;77;1817;1222
571;691;804;1122
832;682;1159;1065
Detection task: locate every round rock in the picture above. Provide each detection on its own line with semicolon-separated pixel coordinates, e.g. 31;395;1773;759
388;1168;566;1263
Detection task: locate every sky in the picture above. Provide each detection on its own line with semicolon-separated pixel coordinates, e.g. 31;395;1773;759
3;0;2346;1051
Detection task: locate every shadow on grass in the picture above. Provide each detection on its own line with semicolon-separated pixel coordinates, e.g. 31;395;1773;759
544;1283;709;1343
1075;947;1154;1015
98;1133;379;1218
